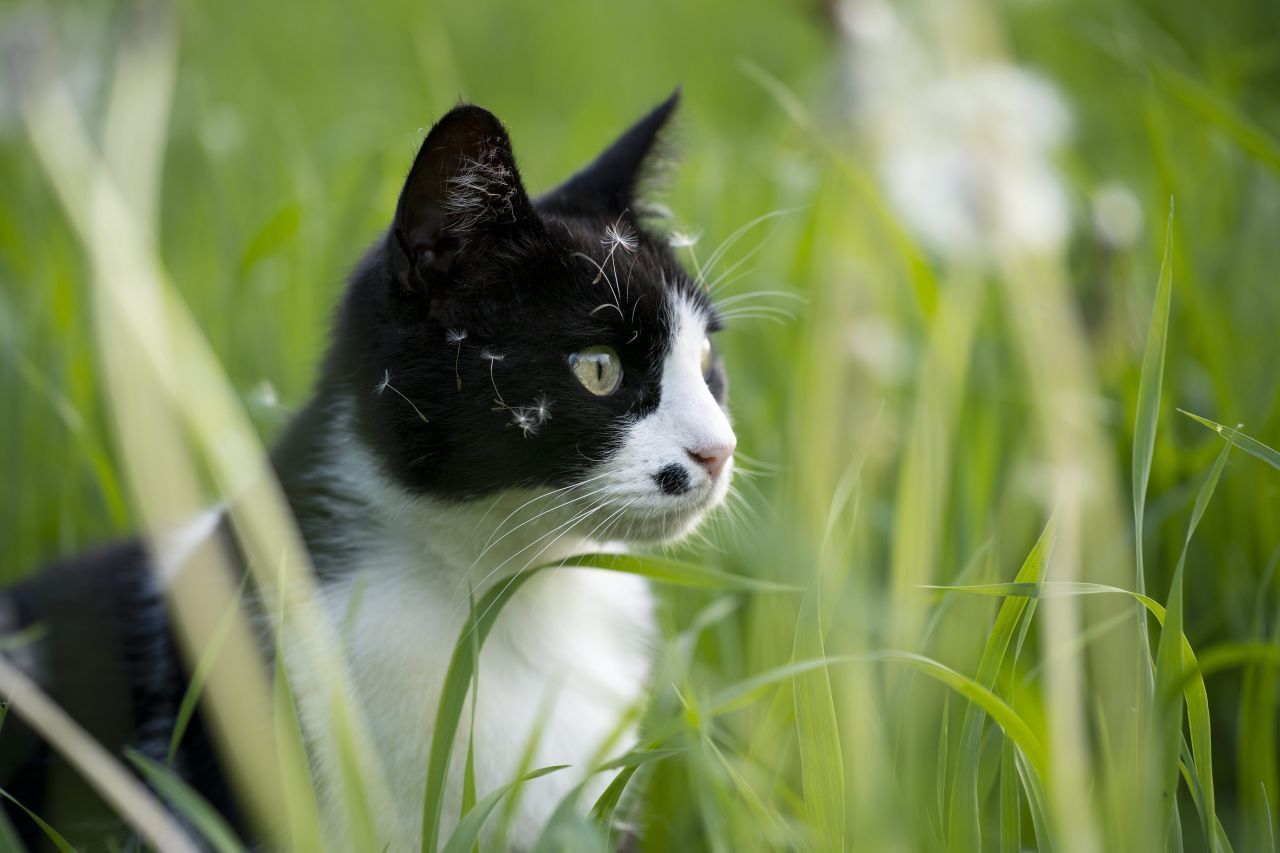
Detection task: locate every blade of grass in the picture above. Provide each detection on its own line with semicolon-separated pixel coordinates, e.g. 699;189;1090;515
1000;739;1021;853
440;766;568;853
0;789;75;853
125;749;247;853
1179;411;1280;473
792;583;845;852
947;514;1056;850
1134;202;1174;600
167;573;248;763
272;653;323;852
589;742;684;836
0;806;22;853
1156;428;1234;851
461;589;480;831
555;553;798;592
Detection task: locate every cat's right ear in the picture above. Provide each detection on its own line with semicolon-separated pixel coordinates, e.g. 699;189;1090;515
390;105;534;291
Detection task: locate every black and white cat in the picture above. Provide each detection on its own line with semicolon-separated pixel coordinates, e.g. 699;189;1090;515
1;91;736;848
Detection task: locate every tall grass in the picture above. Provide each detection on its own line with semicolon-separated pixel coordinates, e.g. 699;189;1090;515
1;0;1279;850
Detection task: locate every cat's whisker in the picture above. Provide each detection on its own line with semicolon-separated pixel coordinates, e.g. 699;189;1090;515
630;292;646;328
716;307;794;325
713;290;807;307
465;473;650;591
466;480;628;576
590;302;626;319
473;471;615;551
455;498;614;628
703;265;757;297
464;485;645;635
539;495;640;586
571;251;624;313
698;207;798;287
449;475;622;601
706;241;769;296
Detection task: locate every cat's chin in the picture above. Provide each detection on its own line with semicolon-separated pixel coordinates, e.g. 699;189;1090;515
603;499;721;545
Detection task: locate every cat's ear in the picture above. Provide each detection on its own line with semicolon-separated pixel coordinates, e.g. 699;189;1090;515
391;105;533;289
537;89;680;216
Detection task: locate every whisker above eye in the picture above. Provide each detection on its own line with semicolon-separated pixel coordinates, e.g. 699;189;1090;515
590;302;626;319
714;289;807;307
698;207;801;287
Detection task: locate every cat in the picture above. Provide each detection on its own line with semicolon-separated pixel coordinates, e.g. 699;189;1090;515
0;90;736;850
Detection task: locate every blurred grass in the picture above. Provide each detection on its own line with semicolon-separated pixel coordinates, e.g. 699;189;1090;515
2;0;1280;849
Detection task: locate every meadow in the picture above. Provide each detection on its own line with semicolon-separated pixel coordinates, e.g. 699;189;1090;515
1;0;1279;850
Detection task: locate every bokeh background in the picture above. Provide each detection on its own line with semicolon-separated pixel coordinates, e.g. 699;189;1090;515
2;0;1279;850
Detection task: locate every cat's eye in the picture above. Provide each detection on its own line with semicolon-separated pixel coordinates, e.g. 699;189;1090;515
569;345;623;396
700;337;713;377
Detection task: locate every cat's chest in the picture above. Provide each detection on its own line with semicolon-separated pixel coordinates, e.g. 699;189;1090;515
316;551;656;847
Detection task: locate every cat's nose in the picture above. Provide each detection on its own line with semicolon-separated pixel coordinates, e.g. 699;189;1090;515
686;443;734;480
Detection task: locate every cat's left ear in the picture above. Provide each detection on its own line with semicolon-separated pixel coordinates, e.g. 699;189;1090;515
537;89;680;216
391;105;534;289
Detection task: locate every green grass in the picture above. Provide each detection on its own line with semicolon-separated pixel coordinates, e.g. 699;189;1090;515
2;0;1280;850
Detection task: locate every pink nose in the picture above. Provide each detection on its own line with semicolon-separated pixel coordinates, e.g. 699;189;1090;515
687;443;735;480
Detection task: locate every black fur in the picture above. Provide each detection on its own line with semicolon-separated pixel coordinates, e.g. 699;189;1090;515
2;92;727;847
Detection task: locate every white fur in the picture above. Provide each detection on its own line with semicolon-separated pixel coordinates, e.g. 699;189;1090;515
290;291;733;849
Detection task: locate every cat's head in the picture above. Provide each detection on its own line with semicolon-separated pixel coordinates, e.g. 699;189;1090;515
335;92;734;544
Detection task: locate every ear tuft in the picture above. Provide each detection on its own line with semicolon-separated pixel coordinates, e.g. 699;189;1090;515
537;89;681;217
392;105;533;289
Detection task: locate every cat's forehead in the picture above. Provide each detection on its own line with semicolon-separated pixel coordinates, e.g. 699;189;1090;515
537;213;713;333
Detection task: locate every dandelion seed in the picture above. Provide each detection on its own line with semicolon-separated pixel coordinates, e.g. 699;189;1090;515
532;394;552;424
602;221;639;254
483;350;508;409
510;407;540;437
447;329;468;390
375;369;429;423
668;230;700;248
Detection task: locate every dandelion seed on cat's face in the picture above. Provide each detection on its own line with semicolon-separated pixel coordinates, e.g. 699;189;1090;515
532;395;552;423
510;407;540;437
374;369;428;422
447;330;468;390
602;222;638;254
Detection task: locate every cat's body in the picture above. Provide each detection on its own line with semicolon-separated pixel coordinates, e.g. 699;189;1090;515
1;92;736;849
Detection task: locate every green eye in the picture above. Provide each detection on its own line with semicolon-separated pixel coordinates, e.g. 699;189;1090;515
569;345;622;396
700;337;712;376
